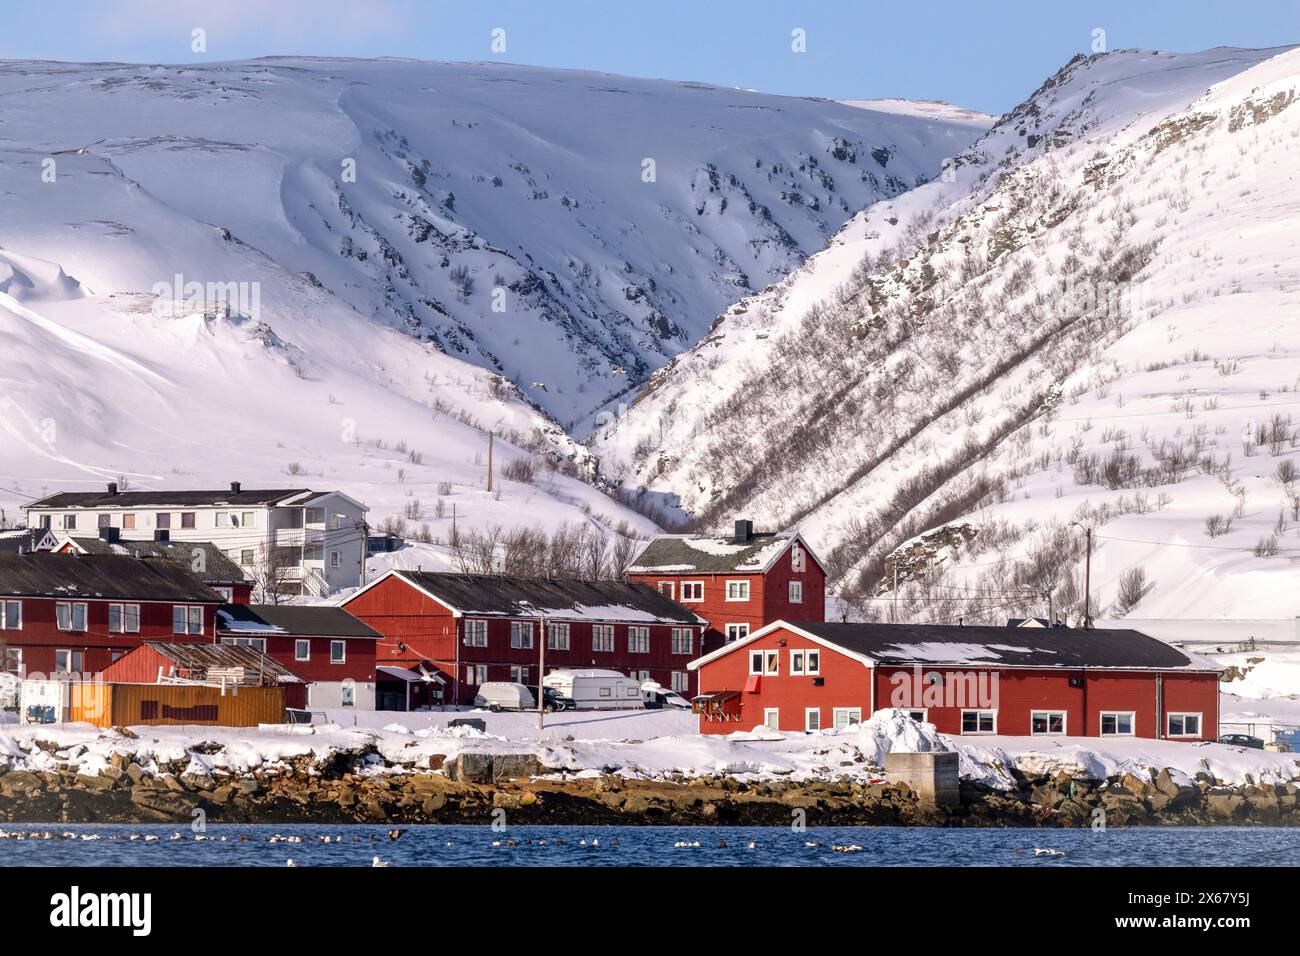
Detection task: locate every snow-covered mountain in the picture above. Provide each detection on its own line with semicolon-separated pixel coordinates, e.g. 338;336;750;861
0;57;987;563
596;46;1300;622
0;58;984;428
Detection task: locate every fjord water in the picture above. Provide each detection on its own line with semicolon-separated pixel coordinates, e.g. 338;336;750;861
1;825;1296;867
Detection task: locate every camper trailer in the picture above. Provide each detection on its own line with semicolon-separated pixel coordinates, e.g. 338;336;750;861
473;681;536;712
542;669;644;711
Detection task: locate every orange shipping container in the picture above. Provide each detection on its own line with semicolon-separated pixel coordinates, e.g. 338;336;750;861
69;682;285;728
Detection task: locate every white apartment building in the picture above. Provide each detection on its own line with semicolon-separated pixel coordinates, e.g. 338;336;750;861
25;482;368;596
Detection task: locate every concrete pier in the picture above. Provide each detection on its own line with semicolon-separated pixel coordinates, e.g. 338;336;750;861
884;751;960;807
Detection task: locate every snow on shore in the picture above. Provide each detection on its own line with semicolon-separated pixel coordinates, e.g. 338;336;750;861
2;709;1296;792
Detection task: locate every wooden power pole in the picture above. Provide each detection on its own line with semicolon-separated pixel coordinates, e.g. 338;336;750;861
537;611;546;730
486;431;494;493
1082;526;1093;629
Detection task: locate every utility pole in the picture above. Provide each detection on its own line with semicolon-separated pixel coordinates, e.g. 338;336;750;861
891;562;899;624
537;610;546;730
1082;525;1093;629
486;431;494;493
358;519;368;587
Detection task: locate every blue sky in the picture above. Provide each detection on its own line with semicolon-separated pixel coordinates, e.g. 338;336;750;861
2;0;1294;113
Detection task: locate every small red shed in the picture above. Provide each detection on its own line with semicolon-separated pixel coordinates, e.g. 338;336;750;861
689;620;1221;741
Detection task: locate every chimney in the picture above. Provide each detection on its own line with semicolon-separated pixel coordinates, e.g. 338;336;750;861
107;482;118;495
154;530;170;543
733;519;753;544
99;526;121;543
230;481;242;495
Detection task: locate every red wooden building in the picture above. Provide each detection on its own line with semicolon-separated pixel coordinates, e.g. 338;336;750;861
626;520;826;651
217;603;383;709
689;620;1221;740
58;532;254;604
340;569;708;705
0;553;224;679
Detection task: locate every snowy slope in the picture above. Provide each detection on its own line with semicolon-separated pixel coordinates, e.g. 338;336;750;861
0;58;985;428
596;46;1300;622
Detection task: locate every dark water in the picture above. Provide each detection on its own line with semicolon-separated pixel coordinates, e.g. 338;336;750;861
1;824;1296;866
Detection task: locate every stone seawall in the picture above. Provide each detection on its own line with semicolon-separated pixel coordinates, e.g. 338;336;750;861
1;748;1297;827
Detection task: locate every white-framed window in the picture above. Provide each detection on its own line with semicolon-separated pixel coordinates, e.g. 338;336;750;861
763;708;780;730
240;549;255;565
242;512;256;528
833;707;862;730
295;639;311;661
961;710;997;735
173;605;204;635
725;623;749;643
1167;712;1201;738
670;628;693;655
54;649;84;673
305;508;324;525
329;551;341;569
510;665;531;684
108;603;140;634
4;647;23;676
629;671;650;685
62;514;77;530
464;619;488;647
341;684;355;707
222;636;266;652
592;624;614;652
1100;711;1136;737
547;623;570;650
671;671;689;693
1030;710;1067;735
657;581;675;599
749;649;779;676
465;664;488;685
122;513;136;530
213;587;233;602
56;602;88;632
791;543;806;573
628;626;650;653
0;600;20;630
789;648;820;675
97;513;111;528
805;707;821;732
789;580;803;604
680;581;704;602
215;512;231;528
725;580;751;602
510;621;534;649
330;640;346;663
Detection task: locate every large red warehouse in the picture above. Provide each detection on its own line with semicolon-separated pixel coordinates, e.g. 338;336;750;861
689;620;1221;740
340;569;708;704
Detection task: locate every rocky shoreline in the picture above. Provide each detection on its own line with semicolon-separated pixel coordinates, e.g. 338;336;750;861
1;746;1298;828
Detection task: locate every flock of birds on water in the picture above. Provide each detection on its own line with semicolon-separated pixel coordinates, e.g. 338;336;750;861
0;827;1070;863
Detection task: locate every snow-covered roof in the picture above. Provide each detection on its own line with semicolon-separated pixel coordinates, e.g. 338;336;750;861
628;530;817;575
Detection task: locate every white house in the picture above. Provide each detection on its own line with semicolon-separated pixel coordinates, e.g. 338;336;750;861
24;482;368;596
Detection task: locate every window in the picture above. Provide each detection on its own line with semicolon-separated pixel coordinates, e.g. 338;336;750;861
725;580;751;601
671;628;693;655
510;665;531;684
805;708;821;732
97;513;112;528
510;621;534;649
38;515;51;529
242;512;256;528
4;647;22;676
213;587;233;602
1031;711;1067;735
465;664;488;685
56;602;87;632
1167;713;1201;738
725;623;749;643
599;686;612;698
906;709;927;723
173;605;204;635
239;549;255;565
62;514;77;530
108;603;140;634
789;649;820;675
833;707;862;730
295;639;311;661
961;710;997;735
0;600;20;630
215;512;230;528
222;636;266;652
330;640;346;663
657;581;675;599
54;649;84;673
763;708;780;730
1100;711;1135;737
341;684;355;707
680;581;704;602
592;624;614;652
181;512;196;529
789;580;803;604
628;627;649;654
791;543;806;572
156;512;171;529
332;513;347;530
329;551;341;569
305;508;324;525
629;670;650;684
749;649;779;675
464;619;488;647
123;513;136;530
671;671;689;693
547;623;570;650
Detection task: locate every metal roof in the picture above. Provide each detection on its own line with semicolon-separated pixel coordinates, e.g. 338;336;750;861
67;537;250;585
219;603;381;639
627;531;802;574
26;488;312;509
134;641;300;685
0;553;224;602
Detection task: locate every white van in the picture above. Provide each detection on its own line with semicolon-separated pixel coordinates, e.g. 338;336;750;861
473;682;536;712
542;669;645;711
642;680;691;710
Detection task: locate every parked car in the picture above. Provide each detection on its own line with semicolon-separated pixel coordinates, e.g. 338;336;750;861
1218;733;1265;749
542;668;644;710
473;682;536;713
642;681;691;710
533;686;576;713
